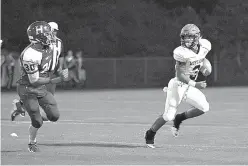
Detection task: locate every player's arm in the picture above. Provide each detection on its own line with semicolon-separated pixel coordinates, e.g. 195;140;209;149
53;40;66;75
28;71;68;86
175;61;191;84
22;61;67;86
175;60;206;88
57;39;64;72
173;48;206;88
53;58;63;76
22;61;61;86
28;71;57;86
173;48;191;84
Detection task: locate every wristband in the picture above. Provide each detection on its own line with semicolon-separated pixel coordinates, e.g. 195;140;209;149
188;80;196;87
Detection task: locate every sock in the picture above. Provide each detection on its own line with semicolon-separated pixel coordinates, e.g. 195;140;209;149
150;116;166;132
175;112;187;122
29;125;38;144
185;108;205;119
176;108;205;123
147;128;156;137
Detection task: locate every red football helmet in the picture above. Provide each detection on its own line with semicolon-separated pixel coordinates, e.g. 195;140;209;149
27;21;54;45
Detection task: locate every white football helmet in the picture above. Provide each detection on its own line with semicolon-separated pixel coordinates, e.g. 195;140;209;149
48;22;59;31
180;24;201;49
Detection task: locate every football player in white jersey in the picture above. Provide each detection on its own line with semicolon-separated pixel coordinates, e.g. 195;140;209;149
46;21;63;95
145;24;212;148
48;22;59;37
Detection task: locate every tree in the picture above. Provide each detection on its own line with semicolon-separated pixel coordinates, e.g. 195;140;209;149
204;0;248;82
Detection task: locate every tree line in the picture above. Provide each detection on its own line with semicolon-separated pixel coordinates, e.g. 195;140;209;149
2;0;248;64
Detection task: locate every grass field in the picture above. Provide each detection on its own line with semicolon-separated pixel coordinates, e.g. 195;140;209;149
1;87;248;165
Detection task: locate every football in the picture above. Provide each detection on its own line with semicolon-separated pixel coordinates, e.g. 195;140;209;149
200;58;212;76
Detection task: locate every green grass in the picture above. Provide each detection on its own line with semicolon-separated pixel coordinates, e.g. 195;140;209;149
1;88;248;165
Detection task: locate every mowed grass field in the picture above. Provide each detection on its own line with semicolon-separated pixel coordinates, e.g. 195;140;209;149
1;87;248;165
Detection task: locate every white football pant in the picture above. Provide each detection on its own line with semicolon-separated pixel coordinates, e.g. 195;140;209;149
163;78;209;121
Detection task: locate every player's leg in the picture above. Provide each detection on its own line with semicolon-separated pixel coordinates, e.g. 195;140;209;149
11;84;27;121
17;85;43;152
172;86;209;137
38;91;60;123
145;78;186;147
10;98;51;122
41;83;57;121
46;71;57;95
46;83;56;95
11;99;26;121
11;85;53;122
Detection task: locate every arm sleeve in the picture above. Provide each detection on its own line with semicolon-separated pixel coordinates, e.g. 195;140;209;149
60;40;64;57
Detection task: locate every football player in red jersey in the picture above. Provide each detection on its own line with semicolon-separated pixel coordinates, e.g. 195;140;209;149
38;21;63;121
11;21;63;121
15;21;69;152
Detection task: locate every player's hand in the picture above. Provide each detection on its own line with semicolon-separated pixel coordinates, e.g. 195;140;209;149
195;81;207;89
59;68;70;81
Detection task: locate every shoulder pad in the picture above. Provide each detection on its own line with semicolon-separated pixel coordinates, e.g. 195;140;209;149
22;47;42;64
21;48;42;74
199;38;211;51
173;46;187;62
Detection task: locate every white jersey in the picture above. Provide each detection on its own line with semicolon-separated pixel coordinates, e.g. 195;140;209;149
162;39;211;122
173;38;211;80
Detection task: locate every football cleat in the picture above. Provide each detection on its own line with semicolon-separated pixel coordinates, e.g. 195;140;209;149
28;142;40;152
171;115;182;137
171;126;179;137
11;99;26;121
145;130;156;148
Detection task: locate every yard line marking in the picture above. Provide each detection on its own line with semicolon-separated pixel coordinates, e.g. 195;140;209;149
2;120;248;129
1;139;248;150
57;100;164;104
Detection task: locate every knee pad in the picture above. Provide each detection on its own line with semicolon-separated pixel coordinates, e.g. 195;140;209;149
163;97;177;121
163;106;177;121
31;118;43;128
201;101;210;113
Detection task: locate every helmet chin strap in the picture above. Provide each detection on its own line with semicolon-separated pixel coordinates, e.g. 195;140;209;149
189;42;200;53
191;45;198;53
182;41;199;53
